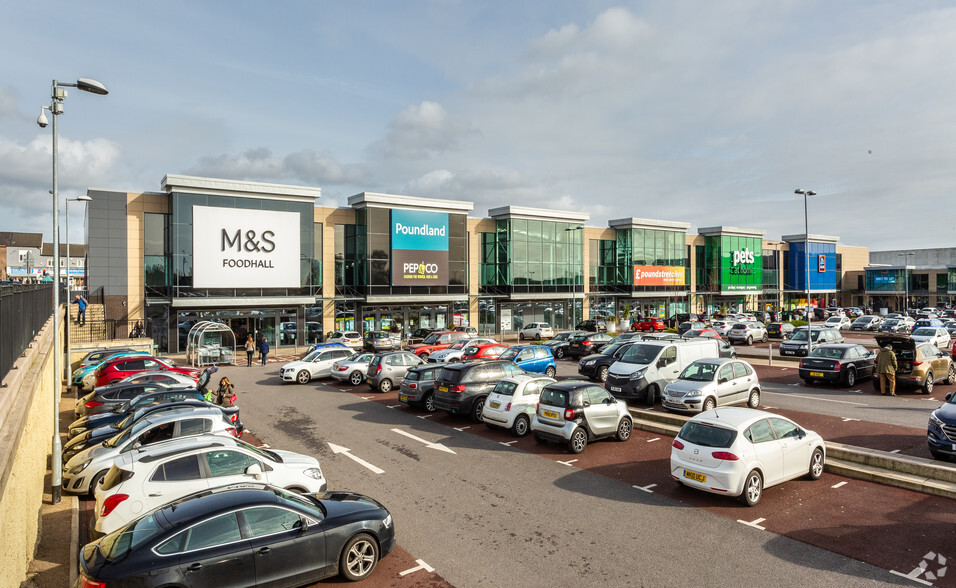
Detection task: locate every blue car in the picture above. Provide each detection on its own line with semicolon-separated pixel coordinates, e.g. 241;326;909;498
499;345;557;377
912;318;944;333
306;341;350;354
928;391;956;460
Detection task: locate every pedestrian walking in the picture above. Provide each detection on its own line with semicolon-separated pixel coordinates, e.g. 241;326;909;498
876;344;897;396
260;335;270;366
214;377;237;407
244;335;255;367
72;294;88;325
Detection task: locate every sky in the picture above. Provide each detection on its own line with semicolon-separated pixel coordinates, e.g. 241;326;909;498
2;1;956;251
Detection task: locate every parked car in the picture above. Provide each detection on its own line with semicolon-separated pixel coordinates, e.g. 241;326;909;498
518;322;555;340
910;326;952;351
943;320;956;338
543;330;588;359
766;322;796;339
717;339;738;359
778;327;845;357
605;338;722;405
406;331;471;360
460;342;510;361
433;360;527;422
677;321;707;336
566;332;613;358
577;341;636;383
405;327;436;346
727;322;769;345
879;317;914;333
76;348;136;370
93;356;202;389
326;330;364;350
67;388;216;437
76;484;395;586
367;351;424;393
873;334;955;394
329;352;375;385
428;338;497;363
398;364;445;412
682;328;722;340
823;316;852;330
709;320;734;338
912;318;945;332
364;330;399;352
608;332;646;345
531;380;632;453
453;325;479;337
73;351;151;391
74;382;174;419
661;358;761;413
92;436;328;537
280;346;353;384
670;408;825;506
798;344;876;387
575;319;607;332
928;392;956;460
851;315;883;331
630;317;667;332
305;341;350;354
481;375;555;437
498;345;557;377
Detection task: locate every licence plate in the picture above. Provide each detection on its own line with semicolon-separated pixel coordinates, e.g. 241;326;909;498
810;371;824;377
543;410;559;419
438;386;449;392
490;401;500;408
610;386;621;392
399;394;408;402
684;470;706;483
781;350;793;355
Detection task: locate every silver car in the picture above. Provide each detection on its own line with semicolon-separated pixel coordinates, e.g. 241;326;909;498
367;351;424;393
662;358;760;414
530;380;632;454
330;352;375;385
727;322;768;345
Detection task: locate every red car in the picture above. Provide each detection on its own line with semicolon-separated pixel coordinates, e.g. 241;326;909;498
93;356;202;388
407;331;471;360
630;318;666;332
682;328;722;339
460;342;510;361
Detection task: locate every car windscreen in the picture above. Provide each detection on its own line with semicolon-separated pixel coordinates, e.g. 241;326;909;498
302;350;322;362
678;363;718;381
499;348;519;360
569;335;587;343
788;330;819;342
98;512;164;561
808;347;845;359
539;387;569;407
492;380;519;396
422;333;443;344
601;343;625;356
912;328;936;336
619;344;661;364
347;353;372;363
678;421;737;448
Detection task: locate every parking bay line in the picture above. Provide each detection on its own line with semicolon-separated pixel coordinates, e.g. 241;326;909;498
633;483;657;493
831;481;848;489
399;559;435;577
737;517;766;530
781;393;869;406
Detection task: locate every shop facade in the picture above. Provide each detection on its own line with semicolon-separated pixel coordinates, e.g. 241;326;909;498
782;234;839;312
692;227;766;315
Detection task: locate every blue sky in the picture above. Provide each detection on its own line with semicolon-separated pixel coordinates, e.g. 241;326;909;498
2;1;955;251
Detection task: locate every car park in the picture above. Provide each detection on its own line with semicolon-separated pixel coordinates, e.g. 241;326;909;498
407;330;471;360
577;341;636;382
798;344;876;387
498;345;557;376
367;351;424;393
677;321;707;336
766;322;795;339
873;334;956;394
778;327;845;357
428;337;496;363
481;375;555;436
912;318;945;332
543;330;587;359
670;408;825;506
326;330;363;350
928;392;956;460
76;348;136;370
824;316;852;330
910;326;952;351
605;338;721;405
851;315;883;331
879;317;914;333
93;356;202;389
92;436;328;537
77;484;395;586
67;388;215;436
727;322;769;345
364;330;399;352
566;332;613;358
433;360;527;422
280;346;353;384
629;317;666;332
661;358;760;413
531;380;632;453
460;342;510;361
329;352;375;385
398;364;445;412
73;351;151;391
518;322;555;340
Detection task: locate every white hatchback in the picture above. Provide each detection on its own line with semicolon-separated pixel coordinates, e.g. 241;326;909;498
670;408;825;506
911;327;952;351
519;323;555;340
92;435;327;537
280;347;353;384
481;375;555;436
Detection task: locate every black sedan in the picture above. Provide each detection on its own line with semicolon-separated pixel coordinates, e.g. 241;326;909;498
543;330;587;359
76;484;395;587
577;341;635;382
767;322;795;339
67;389;213;438
798;344;876;387
566;332;613;359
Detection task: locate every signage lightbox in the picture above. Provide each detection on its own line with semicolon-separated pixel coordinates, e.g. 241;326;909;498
391;209;449;286
633;265;685;286
192;205;301;289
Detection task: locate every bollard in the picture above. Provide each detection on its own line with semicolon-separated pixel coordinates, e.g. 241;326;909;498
768;343;773;366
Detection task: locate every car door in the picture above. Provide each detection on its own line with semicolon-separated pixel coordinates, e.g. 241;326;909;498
715;362;737;406
515;348;536;372
582;386;619;435
241;506;328;587
201;449;265;487
145;454;206;511
659;345;681;382
768;417;811;481
924;346;947;381
309;350;334;378
170;512;255;587
731;361;755;404
744;419;785;486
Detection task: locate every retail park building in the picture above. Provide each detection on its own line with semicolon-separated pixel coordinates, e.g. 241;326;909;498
79;175;956;353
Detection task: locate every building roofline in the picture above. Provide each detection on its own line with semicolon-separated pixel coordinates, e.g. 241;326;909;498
348;192;474;213
487;205;588;223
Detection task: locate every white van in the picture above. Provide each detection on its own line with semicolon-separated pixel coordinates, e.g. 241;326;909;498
604;339;720;405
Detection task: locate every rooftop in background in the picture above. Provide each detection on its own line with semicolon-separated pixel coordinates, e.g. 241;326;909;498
0;232;43;248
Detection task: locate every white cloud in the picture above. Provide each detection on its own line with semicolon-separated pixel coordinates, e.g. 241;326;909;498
370;101;480;159
186;148;368;186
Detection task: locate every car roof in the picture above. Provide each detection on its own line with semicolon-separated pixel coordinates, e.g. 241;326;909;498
690;407;784;428
160;484;282;528
542;380;598;392
444;359;508;372
118;434;239;467
142;406;224;425
812;343;860;350
690;357;737;366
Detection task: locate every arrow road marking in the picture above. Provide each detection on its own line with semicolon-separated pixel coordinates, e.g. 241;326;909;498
417;414;433;419
737;517;766;530
327;443;384;474
890;449;901;453
831;481;848;489
453;426;471;432
399;559;435;577
842;417;860;422
558;458;578;466
633;483;657;493
360;396;374;400
391;428;456;454
386;404;402;408
499;440;518;447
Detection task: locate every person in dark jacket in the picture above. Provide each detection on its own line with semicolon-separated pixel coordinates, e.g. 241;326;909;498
876;344;897;396
72;294;88;325
260;336;270;366
215;377;237;407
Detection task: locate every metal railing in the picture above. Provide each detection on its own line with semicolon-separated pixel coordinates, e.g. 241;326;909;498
0;283;54;379
69;318;153;345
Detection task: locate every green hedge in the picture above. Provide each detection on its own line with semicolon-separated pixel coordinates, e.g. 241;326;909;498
790;320;808;327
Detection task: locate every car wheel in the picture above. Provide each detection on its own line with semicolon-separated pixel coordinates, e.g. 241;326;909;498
762;333;768;343
519;332;526;341
802;377;814;386
808;448;825;480
597;365;609;382
747;389;760;409
702;397;716;412
555;348;565;359
533;432;547;444
616;417;632;441
922;372;934;395
296;370;311;384
739;470;763;506
645;384;657;406
349;371;364;385
88;469;108;497
470;397;486;422
378;378;393;393
568;427;588;454
418;353;429;361
948;363;956;385
340;533;379;581
746;336;753;346
844;367;856;387
545;366;557;378
423;392;436;413
512;414;530;437
648;327;656;333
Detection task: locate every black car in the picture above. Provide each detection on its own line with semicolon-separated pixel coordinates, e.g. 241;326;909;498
398;364;444;412
406;327;435;345
74;382;175;418
798;344;876;387
433;360;527;422
574;319;606;333
76;484;395;587
928;392;956;460
766;322;795;339
566;332;613;359
66;388;216;437
543;330;587;359
577;341;636;382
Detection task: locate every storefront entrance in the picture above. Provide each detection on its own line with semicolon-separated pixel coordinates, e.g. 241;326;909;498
172;307;315;354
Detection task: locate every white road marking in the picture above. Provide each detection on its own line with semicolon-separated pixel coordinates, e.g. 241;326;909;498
787;394;868;406
633;483;657;493
890;449;901;453
386;404;402;408
831;481;847;489
453;426;471;432
391;428;456;454
889;570;933;586
399;559;435;577
850;389;862;393
360;396;374;400
841;417;860;422
558;458;578;466
327;443;384;474
788;383;801;387
259;444;270;448
417;414;433;419
737;517;766;530
646;437;660;443
499;440;519;446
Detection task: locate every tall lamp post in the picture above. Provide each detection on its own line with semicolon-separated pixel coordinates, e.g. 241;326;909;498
566;226;584;330
898;251;916;314
794;189;816;355
38;77;108;504
65;195;92;382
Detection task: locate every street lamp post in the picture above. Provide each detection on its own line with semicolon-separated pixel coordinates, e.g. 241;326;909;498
65;195;92;382
795;189;816;355
898;252;916;314
566;226;584;330
38;77;108;504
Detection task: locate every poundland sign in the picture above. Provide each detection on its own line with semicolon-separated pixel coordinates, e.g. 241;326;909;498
391;209;449;286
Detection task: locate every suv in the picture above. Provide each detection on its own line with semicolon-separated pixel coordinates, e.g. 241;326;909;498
530;381;632;453
518;323;555;340
575;319;606;333
93;356;201;389
433;360;527;422
399;364;445;412
543;330;588;359
364;330;398;352
407;331;471;360
566;332;613;359
778;327;845;357
727;322;768;345
873;334;955;394
367;351;423;393
280;346;352;384
928;392;956;460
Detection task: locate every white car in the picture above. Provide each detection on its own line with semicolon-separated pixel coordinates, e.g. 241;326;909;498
481;375;555;436
326;330;364;350
911;327;952;351
62;407;240;495
519;323;555;340
92;435;327;536
670;407;825;506
329;352;375;385
662;358;760;414
428;338;496;363
709;320;734;338
823;316;852;330
280;346;353;383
